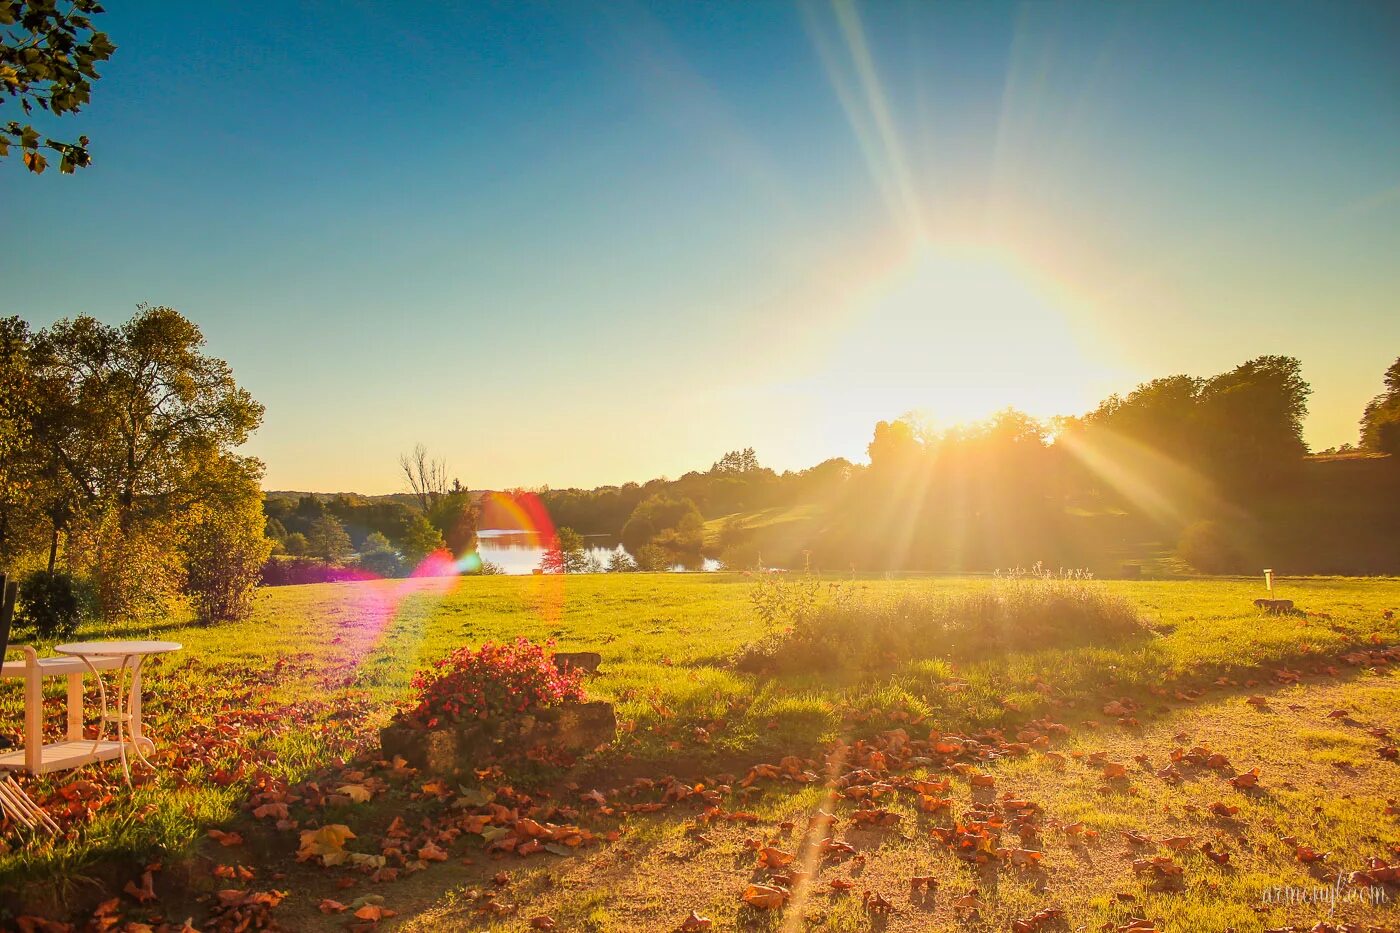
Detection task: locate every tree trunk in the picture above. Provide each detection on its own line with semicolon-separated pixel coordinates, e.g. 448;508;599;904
48;524;59;573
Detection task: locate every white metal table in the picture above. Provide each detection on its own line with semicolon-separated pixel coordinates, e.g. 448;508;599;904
53;641;181;787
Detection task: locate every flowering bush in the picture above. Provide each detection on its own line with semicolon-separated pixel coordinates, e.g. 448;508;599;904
407;638;586;729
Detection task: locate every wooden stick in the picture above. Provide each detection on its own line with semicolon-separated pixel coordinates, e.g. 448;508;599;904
0;775;59;835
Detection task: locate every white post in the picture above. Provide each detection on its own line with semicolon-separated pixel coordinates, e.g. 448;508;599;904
1263;568;1274;594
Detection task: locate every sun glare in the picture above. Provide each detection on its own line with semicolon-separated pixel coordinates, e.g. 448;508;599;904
817;242;1111;430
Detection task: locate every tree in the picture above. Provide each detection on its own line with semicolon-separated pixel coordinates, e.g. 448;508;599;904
282;531;309;556
2;0;116;174
1360;356;1400;455
399;444;450;513
606;549;637;573
0;315;81;568
427;487;478;556
182;479;273;625
357;531;404;578
711;447;760;474
7;306;266;619
306;515;352;563
399;514;445;568
539;526;590;574
26;306;266;530
620;493;704;555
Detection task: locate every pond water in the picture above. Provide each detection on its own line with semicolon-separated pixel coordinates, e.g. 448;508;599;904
474;529;720;575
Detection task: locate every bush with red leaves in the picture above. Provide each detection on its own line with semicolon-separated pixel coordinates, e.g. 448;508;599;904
407;638;585;728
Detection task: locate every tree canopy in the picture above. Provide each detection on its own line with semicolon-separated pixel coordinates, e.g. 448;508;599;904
1360;356;1400;455
2;0;115;174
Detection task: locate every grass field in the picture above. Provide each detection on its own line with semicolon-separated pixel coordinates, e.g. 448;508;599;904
2;573;1398;931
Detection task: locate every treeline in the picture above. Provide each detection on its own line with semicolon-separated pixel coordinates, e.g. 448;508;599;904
534;355;1400;575
259;446;486;584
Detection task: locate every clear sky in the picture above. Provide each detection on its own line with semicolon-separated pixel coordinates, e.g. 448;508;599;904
3;1;1397;493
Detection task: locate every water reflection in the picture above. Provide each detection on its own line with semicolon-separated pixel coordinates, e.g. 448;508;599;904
474;529;720;575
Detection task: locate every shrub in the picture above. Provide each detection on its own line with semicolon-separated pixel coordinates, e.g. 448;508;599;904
70;510;182;622
259;556;370;586
736;566;1145;673
15;569;84;640
406;638;586;729
633;543;670;572
183;499;273;625
357;532;405;578
606;549;638;573
1177;520;1247;574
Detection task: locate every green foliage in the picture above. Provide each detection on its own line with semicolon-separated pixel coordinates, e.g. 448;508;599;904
1360;356;1400;455
0;307;268;619
605;548;637;573
426;488;479;556
621;493;704;557
1;0;116;174
398;514;445;568
356;531;404;578
14;568;82;639
539;526;591;574
632;543;670;571
1082;355;1311;492
181;492;273;626
306;515;352;563
281;531;309;556
70;508;182;623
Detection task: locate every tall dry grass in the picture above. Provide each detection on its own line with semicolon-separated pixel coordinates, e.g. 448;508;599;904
737;564;1146;672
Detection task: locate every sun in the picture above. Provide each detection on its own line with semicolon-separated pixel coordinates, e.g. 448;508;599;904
815;241;1110;429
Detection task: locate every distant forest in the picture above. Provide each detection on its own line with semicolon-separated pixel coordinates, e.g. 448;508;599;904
263;354;1400;577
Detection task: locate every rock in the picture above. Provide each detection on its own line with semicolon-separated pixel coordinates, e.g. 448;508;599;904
552;651;602;673
380;701;617;778
1253;598;1295;614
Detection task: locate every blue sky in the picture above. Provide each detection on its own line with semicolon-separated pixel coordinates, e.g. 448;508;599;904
3;1;1397;492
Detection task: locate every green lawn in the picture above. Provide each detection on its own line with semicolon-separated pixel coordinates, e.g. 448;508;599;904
2;573;1398;930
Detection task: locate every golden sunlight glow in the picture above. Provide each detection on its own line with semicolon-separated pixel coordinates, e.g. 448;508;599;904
813;242;1114;430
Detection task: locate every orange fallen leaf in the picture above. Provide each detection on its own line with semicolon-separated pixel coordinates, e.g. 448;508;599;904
207;830;243;847
740;882;789;910
1229;768;1260;789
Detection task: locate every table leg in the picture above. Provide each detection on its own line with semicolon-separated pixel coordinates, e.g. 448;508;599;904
23;653;41;775
67;672;84;741
75;653;117;782
124;656;155;766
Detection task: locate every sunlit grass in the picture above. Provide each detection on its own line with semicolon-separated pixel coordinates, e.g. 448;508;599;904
1;572;1396;912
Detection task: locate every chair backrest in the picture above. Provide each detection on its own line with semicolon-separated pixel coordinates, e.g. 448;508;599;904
0;572;15;662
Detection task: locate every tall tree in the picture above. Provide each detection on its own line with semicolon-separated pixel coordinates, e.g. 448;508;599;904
1360;356;1400;455
2;0;116;174
399;443;449;513
26;307;265;532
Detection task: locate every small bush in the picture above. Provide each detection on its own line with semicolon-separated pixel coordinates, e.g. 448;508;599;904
260;556;371;586
15;570;84;640
405;638;586;729
736;566;1145;673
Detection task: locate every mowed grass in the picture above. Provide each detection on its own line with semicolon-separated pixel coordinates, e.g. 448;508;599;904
1;572;1398;926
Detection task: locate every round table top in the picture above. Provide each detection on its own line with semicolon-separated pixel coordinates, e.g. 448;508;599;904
55;640;182;657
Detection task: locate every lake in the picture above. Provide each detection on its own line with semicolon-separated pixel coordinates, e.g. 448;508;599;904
474;529;720;575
